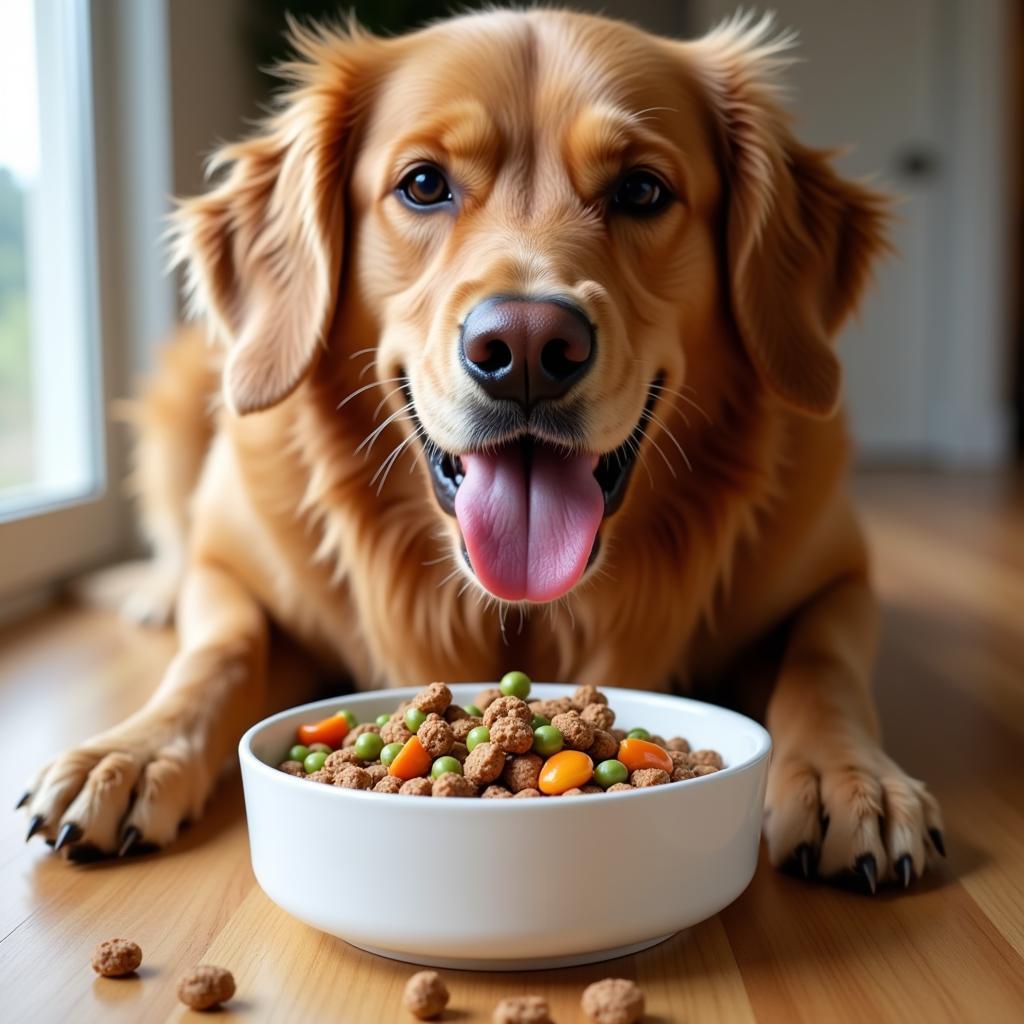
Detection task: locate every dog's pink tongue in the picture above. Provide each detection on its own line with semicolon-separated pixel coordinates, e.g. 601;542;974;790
455;446;603;602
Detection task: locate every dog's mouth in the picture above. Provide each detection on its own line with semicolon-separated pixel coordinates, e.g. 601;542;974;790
420;380;661;603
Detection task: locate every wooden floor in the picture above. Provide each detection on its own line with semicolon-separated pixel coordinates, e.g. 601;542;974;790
0;471;1022;1023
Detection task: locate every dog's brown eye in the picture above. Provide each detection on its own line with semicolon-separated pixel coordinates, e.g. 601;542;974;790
398;165;452;208
612;170;672;217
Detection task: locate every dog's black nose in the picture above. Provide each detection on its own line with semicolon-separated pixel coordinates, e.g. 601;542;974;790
459;297;595;407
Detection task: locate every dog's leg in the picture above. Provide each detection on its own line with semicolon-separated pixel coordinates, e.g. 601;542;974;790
763;576;944;890
22;561;266;860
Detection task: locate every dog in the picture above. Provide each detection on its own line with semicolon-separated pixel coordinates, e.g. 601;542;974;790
22;9;943;888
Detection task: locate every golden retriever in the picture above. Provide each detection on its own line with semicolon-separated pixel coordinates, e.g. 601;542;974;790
22;8;943;889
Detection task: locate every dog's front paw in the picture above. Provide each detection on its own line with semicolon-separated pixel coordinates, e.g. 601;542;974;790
20;725;209;861
763;740;945;892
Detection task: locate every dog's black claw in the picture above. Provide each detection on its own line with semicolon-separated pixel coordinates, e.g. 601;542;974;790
855;853;878;895
118;826;141;858
896;854;914;889
15;791;30;810
795;843;814;879
928;828;946;858
67;842;104;863
54;822;83;852
26;814;45;842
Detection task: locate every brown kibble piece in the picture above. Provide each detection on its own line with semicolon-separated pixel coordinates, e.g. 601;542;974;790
445;703;470;723
630;768;670;787
493;994;554;1023
483;696;532;728
513;787;541;798
666;736;691;753
335;765;372;790
91;938;142;977
481;784;513;799
571;684;608;709
610;728;627;742
502;753;543;793
581;977;644;1024
325;748;364;771
581;784;603;794
606;783;633;793
365;763;389;784
671;766;696;782
588;729;618;762
413;682;452;714
177;965;235;1011
432;773;477;798
581;703;615;731
649;734;667;749
668;750;693;770
551;710;594;751
475;687;503;710
490;716;534;754
277;760;305;777
691;749;724;769
451;716;482;742
381;719;414;745
693;764;719;776
305;768;333;784
530;697;573;719
403;970;449;1019
399;777;433;797
418;714;455;758
343;723;381;747
450;741;469;764
562;787;585;796
374;775;403;793
464;741;506;785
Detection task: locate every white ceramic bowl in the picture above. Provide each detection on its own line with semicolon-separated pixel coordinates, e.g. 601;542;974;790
239;684;770;970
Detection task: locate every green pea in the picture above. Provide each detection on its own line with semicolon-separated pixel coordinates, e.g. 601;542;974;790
404;707;427;733
307;742;332;755
627;728;651;741
499;670;531;700
533;725;564;757
375;713;391;727
288;744;310;763
303;751;327;774
463;704;483;718
430;756;463;779
380;742;404;767
466;725;491;752
531;713;550;729
355;732;384;761
337;709;358;728
594;759;629;789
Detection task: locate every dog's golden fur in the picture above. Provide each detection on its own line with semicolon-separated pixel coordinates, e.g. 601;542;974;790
26;10;942;883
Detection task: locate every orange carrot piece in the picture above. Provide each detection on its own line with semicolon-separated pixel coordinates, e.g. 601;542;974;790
388;735;432;780
538;750;594;795
297;714;350;749
617;738;673;774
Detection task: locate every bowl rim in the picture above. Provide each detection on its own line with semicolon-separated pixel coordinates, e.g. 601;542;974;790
239;683;772;812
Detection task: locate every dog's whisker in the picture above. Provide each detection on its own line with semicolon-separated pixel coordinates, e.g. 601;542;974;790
356;402;414;455
358;359;380;381
637;425;677;479
373;383;409;421
337;376;406;411
422;554;452;567
348;346;377;361
372;426;423;493
436;565;462;589
457;578;474;599
647;410;693;473
652;381;713;425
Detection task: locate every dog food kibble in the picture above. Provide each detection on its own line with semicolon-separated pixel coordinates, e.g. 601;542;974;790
493;994;554;1024
490;716;535;754
91;938;142;977
277;676;724;800
538;749;594;794
403;970;449;1019
177;965;236;1011
499;670;532;699
418;715;455;758
617;738;673;775
581;978;644;1024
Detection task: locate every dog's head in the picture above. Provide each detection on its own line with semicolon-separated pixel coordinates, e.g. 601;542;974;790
174;10;886;605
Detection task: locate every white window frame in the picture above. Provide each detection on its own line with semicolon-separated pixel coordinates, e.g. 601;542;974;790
0;0;176;608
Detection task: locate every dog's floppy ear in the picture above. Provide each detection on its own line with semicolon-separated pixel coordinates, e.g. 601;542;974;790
687;15;889;417
171;22;378;416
